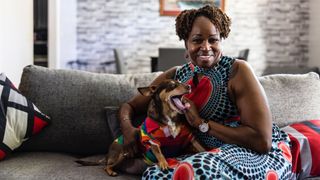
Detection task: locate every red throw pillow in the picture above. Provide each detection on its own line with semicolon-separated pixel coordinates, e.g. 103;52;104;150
281;120;320;179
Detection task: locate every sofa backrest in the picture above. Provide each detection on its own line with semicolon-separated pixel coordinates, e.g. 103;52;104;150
17;65;320;154
17;65;162;154
259;72;320;127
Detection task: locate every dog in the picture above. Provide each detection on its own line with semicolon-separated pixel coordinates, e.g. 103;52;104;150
75;79;205;176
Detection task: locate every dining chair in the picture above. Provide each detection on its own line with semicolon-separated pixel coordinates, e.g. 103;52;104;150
113;48;127;74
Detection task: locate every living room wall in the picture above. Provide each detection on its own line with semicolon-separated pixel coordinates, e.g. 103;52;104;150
0;0;33;86
76;0;310;75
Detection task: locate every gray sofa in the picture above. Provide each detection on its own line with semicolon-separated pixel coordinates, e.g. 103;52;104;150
0;65;320;179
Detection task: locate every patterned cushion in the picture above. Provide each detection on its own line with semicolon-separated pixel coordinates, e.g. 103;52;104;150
281;120;320;179
0;73;50;160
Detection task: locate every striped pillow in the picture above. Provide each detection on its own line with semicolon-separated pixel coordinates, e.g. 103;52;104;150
281;120;320;179
0;73;50;160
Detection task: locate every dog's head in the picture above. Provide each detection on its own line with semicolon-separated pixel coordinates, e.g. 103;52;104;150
138;80;191;123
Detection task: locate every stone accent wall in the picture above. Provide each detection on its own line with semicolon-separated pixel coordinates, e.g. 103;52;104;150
224;0;309;74
76;0;309;75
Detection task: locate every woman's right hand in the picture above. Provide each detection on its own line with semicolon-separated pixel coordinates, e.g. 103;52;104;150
182;97;202;128
122;126;140;158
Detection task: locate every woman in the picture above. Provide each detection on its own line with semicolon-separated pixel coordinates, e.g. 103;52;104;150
118;5;292;179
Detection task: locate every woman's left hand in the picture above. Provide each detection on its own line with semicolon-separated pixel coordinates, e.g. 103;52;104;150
182;97;202;128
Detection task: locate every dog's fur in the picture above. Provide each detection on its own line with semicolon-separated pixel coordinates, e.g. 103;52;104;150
75;79;205;176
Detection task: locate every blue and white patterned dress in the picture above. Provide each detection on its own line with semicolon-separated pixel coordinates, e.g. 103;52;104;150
142;56;292;180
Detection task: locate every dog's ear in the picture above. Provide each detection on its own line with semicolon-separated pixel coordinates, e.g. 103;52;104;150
138;85;157;96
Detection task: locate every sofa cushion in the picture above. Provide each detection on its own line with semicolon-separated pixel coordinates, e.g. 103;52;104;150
281;120;320;179
259;72;320;127
0;152;139;180
17;65;162;155
0;73;50;160
105;106;122;139
105;106;146;140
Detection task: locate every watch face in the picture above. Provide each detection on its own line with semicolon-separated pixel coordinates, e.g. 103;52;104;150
199;123;209;133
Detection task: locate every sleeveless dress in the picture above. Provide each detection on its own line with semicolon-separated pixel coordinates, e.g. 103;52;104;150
141;56;292;179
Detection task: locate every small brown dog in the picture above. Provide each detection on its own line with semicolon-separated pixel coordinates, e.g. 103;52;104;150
76;80;205;176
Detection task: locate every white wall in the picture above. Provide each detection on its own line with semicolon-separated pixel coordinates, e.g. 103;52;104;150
59;0;77;69
48;0;59;69
48;0;77;69
309;0;320;69
0;0;33;86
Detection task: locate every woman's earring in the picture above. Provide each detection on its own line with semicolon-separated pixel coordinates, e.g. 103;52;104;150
185;52;189;59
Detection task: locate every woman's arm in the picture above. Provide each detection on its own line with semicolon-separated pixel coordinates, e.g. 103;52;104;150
184;60;272;154
118;67;178;157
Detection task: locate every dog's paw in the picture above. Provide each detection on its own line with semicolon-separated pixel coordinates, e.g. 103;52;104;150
104;167;118;176
158;160;169;171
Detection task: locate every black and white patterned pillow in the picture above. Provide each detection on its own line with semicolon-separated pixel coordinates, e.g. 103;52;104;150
0;73;50;160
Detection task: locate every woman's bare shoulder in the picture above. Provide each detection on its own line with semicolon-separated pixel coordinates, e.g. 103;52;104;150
229;59;253;79
229;59;261;97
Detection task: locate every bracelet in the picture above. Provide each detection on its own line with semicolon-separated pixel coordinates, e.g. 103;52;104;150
122;118;130;121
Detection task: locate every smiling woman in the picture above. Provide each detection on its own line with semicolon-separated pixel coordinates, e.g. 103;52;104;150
159;0;225;16
118;4;293;179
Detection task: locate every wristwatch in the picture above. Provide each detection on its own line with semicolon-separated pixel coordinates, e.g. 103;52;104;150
198;119;209;133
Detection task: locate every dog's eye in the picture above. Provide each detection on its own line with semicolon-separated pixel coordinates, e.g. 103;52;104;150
171;83;177;88
166;83;177;91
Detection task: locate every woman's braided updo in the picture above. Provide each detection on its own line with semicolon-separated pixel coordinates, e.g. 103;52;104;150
175;5;231;41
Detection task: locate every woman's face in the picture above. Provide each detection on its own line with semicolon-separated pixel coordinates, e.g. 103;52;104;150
185;16;222;69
